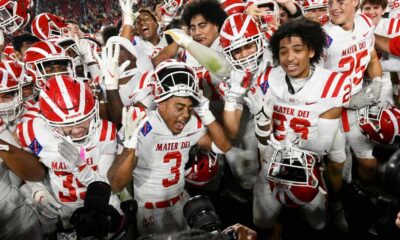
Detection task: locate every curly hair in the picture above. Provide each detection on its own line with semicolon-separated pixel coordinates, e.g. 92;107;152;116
181;0;227;31
269;17;326;65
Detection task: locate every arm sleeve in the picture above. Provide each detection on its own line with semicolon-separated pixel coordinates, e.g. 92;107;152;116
303;118;340;155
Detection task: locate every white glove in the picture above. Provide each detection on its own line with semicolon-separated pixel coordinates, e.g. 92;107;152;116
348;79;382;109
194;91;216;125
34;189;61;218
121;107;148;149
94;44;130;90
219;81;247;111
119;0;138;26
164;28;193;48
58;139;83;167
75;37;96;64
244;87;271;126
267;133;286;150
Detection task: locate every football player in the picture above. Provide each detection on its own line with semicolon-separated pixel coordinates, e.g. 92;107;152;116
251;17;350;232
107;60;232;236
323;0;385;231
16;75;121;232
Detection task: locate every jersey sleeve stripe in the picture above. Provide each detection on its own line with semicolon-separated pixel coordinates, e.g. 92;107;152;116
389;18;395;35
139;71;150;89
99;119;108;141
321;72;338;98
257;67;272;86
110;123;116;141
17;123;28;147
331;74;348;97
396;19;400;34
196;116;202;129
27;120;35;143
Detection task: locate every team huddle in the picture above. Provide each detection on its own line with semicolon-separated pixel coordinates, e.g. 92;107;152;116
0;0;400;239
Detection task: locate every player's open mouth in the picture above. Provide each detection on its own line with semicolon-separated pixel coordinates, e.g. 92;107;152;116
286;64;298;72
142;26;149;33
175;121;186;131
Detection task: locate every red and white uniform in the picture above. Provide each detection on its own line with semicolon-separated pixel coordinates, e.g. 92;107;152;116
323;14;374;95
266;66;350;143
323;14;377;159
389;0;400;19
19;100;40;123
253;65;350;229
132;110;206;235
133;35;169;59
16;118;119;227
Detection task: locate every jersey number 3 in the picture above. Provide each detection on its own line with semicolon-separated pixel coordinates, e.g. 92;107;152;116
162;151;182;187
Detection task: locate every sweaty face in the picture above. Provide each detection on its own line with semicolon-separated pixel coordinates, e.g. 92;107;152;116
158;96;194;135
189;14;219;47
61;118;91;140
328;0;359;30
136;12;159;43
361;3;384;26
232;42;258;61
279;36;315;78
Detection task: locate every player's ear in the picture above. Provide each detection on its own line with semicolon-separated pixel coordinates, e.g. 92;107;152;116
308;48;315;59
353;0;359;8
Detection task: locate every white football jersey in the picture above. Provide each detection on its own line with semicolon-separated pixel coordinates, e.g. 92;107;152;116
389;0;400;18
133;34;169;59
16;118;118;225
262;65;351;143
133;110;206;203
375;17;400;37
323;14;375;95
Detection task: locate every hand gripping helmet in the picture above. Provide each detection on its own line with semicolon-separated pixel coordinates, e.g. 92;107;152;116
247;0;280;32
31;13;69;40
161;0;184;18
39;75;99;145
0;60;23;123
220;13;265;73
2;44;18;61
152;59;200;104
0;0;32;34
267;146;323;208
357;104;400;144
185;146;219;187
24;41;75;89
220;0;246;15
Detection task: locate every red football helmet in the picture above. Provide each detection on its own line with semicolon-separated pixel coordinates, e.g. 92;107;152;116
31;13;69;40
39;75;99;145
220;13;265;72
247;0;280;32
0;0;32;34
220;0;246;15
0;60;23;123
161;0;184;18
267;146;322;208
185;147;219;186
152;59;200;103
24;41;75;89
357;104;400;144
2;44;17;61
